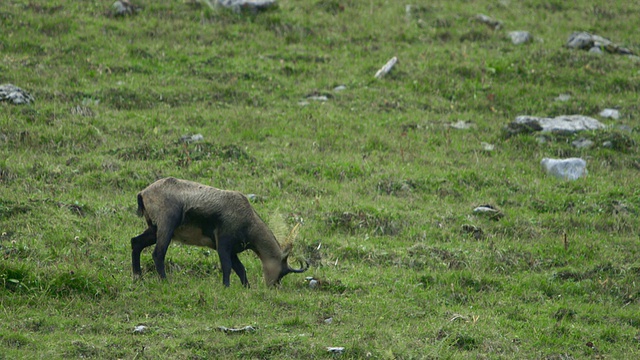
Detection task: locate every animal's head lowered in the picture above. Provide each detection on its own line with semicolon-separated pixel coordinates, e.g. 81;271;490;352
264;223;310;286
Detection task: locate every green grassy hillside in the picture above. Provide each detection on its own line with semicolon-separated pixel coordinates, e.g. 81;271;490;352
2;0;640;358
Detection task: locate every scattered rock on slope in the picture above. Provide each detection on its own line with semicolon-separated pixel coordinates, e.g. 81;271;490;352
216;0;277;13
505;115;606;136
508;31;533;45
566;32;633;55
541;158;587;181
0;84;34;105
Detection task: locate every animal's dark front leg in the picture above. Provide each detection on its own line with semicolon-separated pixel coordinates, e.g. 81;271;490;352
231;252;249;288
131;226;157;277
217;247;233;287
152;212;182;279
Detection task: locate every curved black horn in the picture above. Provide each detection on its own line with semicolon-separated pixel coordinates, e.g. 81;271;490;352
288;259;310;273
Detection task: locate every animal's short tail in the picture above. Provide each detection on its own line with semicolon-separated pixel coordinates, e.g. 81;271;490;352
136;193;145;217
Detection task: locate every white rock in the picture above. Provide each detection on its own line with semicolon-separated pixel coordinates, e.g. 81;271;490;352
216;0;276;13
327;347;345;354
180;133;204;143
508;31;532;45
514;115;605;133
450;120;475;130
481;142;495;151
374;57;398;79
307;95;328;102
541;158;587;181
133;325;148;334
599;108;620;120
474;14;502;30
0;84;34;105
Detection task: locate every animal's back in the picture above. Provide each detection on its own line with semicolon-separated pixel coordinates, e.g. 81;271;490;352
138;177;252;225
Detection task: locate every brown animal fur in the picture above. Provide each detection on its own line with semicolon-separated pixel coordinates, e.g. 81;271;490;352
131;177;308;287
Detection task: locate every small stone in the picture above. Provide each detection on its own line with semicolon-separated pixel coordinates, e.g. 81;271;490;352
307;95;328;102
555;94;571;102
309;279;319;289
112;0;136;16
473;205;504;220
333;85;347;92
474;14;502;30
216;0;277;14
0;84;35;105
180;134;204;143
217;325;257;333
324;317;333;324
481;142;495;151
327;347;345;354
541;158;587;181
133;325;148;334
508;31;532;45
450;120;475;130
374;57;398;79
599;108;620;120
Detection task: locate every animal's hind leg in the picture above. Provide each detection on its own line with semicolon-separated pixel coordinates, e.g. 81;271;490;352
231;253;249;287
131;226;157;277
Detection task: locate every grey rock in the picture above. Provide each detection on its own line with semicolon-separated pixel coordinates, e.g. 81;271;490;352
512;115;605;134
374;57;398;79
589;46;603;54
508;31;532;45
541;158;587;181
180;133;204;143
333;85;347;92
555;94;571;102
567;32;634;55
473;205;504;220
217;0;277;14
217;325;257;333
307;95;328;102
112;0;136;16
450;120;475;130
481;142;495;151
474;14;502;30
133;325;148;334
0;84;34;105
567;32;595;50
599;108;620;120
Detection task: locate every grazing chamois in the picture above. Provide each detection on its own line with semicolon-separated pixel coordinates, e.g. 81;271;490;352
131;177;309;287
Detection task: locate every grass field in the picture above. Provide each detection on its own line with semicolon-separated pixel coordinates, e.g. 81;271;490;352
2;0;640;358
